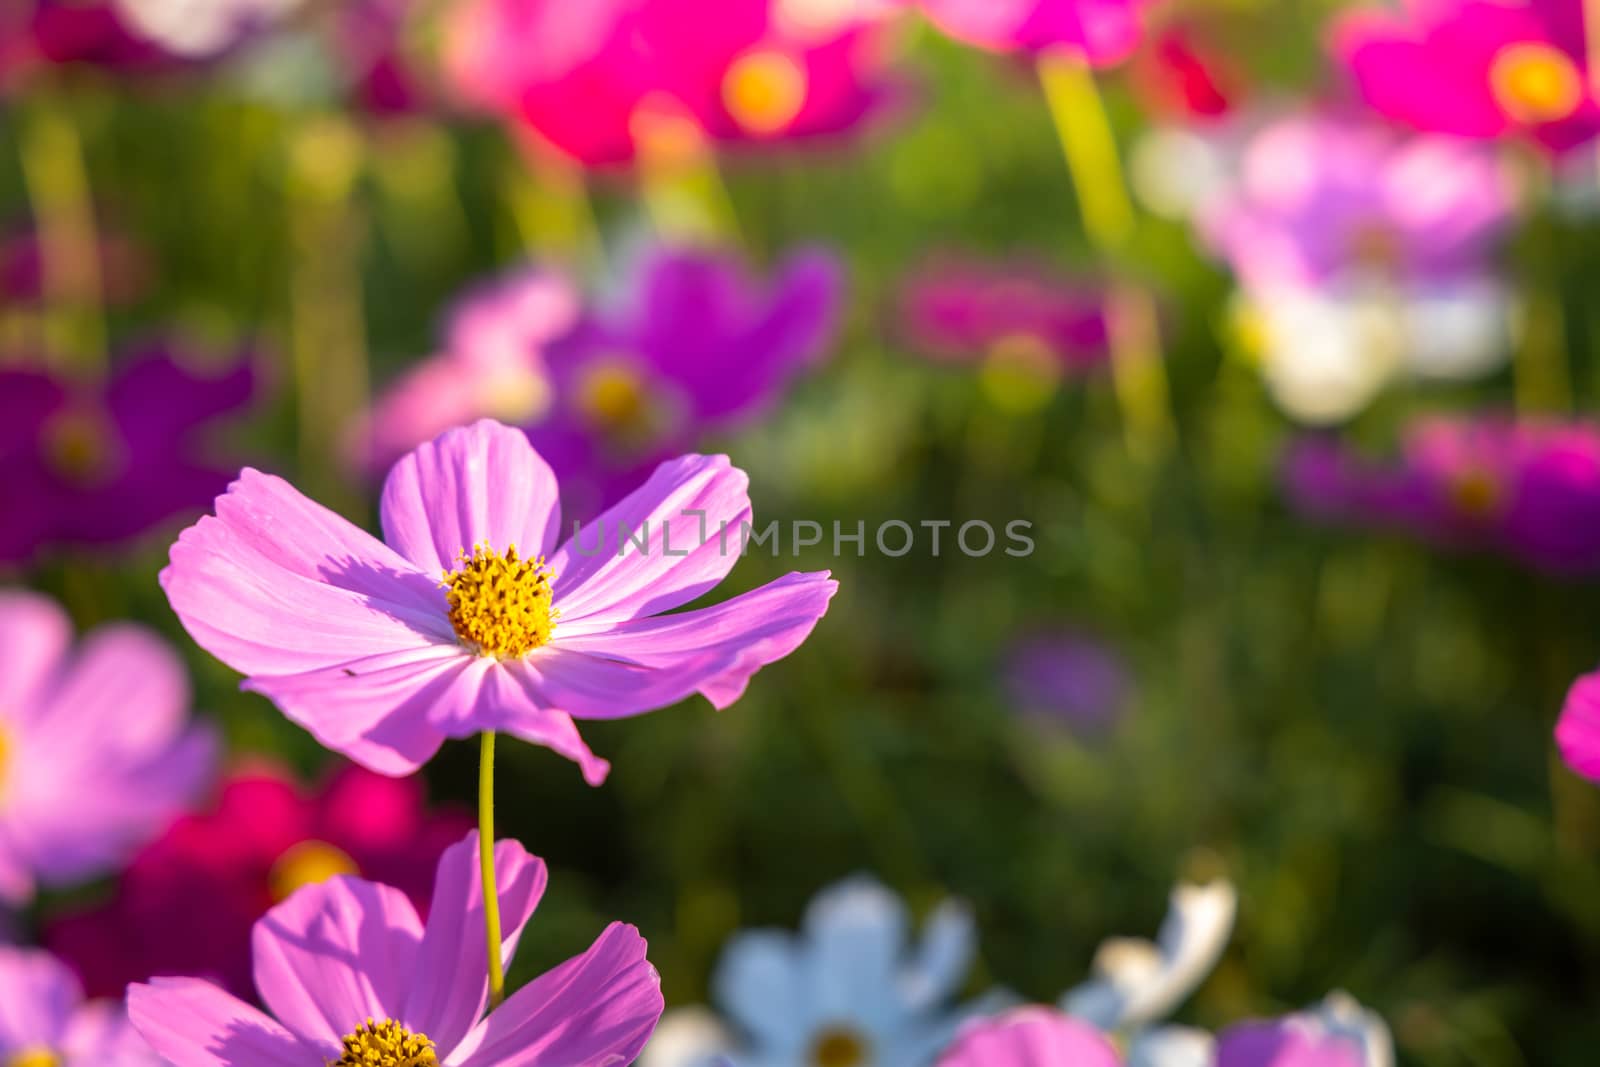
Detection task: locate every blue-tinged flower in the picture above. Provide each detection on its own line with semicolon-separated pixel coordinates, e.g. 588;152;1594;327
643;876;996;1067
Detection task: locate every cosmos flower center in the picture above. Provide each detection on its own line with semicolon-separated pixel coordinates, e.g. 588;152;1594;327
269;840;359;902
6;1047;59;1067
577;361;650;431
39;407;120;487
809;1026;871;1067
1348;222;1401;271
477;367;552;424
1448;467;1504;518
723;49;808;135
335;1020;437;1067
1489;42;1583;124
443;545;557;658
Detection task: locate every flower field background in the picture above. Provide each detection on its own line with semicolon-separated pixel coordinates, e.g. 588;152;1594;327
5;1;1600;1064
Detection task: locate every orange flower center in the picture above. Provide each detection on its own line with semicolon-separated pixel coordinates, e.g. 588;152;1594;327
1449;467;1504;519
6;1048;59;1067
443;544;557;658
39;407;120;487
723;49;808;135
1489;42;1584;124
809;1026;871;1067
269;840;360;902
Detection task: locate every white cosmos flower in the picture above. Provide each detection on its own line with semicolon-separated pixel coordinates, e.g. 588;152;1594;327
114;0;302;57
641;876;999;1067
1061;879;1237;1031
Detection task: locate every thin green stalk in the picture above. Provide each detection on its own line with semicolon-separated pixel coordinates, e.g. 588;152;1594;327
1037;50;1174;459
479;730;506;1008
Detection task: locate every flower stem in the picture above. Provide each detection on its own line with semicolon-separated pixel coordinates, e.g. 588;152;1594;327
478;729;506;1008
1036;50;1174;459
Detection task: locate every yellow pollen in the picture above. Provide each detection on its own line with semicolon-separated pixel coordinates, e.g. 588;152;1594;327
443;544;556;659
39;408;120;487
577;361;650;433
810;1026;870;1067
334;1020;437;1067
1489;42;1584;124
980;332;1062;414
1449;467;1504;519
269;840;360;902
7;1049;58;1067
723;49;808;135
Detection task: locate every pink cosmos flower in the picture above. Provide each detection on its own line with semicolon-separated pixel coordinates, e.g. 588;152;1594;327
161;418;838;783
45;762;471;1000
356;268;576;477
1558;671;1600;784
1283;416;1600;574
896;257;1109;373
936;1008;1122;1067
1333;0;1600;153
129;832;664;1067
915;0;1152;66
0;589;216;905
0;946;161;1067
444;0;903;168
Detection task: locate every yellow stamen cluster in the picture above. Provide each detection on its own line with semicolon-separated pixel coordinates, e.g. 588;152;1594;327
39;408;118;487
443;545;557;659
1450;467;1504;519
268;840;359;902
723;49;808;135
809;1027;870;1067
334;1020;437;1067
7;1047;60;1067
1489;41;1583;124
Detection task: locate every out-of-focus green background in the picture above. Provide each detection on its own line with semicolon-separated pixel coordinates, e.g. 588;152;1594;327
6;2;1600;1063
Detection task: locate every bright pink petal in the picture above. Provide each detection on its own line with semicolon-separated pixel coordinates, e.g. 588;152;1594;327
550;571;839;711
251;876;424;1053
162;469;452;678
243;646;470;776
380;419;563;575
1557;670;1600;783
30;623;188;754
936;1008;1121;1067
404;833;548;1051
0;590;70;721
448;923;663;1067
129;977;319;1067
548;454;752;628
457;663;612;785
0;946;80;1048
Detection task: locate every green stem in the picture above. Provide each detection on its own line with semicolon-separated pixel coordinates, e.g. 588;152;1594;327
1036;50;1174;459
479;730;506;1008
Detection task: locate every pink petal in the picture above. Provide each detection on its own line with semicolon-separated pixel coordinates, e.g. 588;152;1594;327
461;663;612;786
550;571;839;712
61;999;159;1064
129;977;319;1067
935;1008;1121;1067
243;646;471;776
404;833;548;1052
380;419;563;576
548;454;752;628
0;590;70;723
1557;670;1600;783
30;623;189;755
251;876;425;1053
162;469;452;678
0;946;80;1048
448;923;663;1067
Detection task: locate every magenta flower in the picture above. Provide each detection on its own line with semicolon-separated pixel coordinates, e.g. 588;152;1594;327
444;0;903;168
1;223;149;310
1283;416;1600;574
936;1008;1122;1067
0;589;216;905
896;257;1109;373
129;832;664;1067
1333;0;1600;153
0;946;162;1067
529;245;842;512
0;343;258;564
45;762;471;1000
1558;671;1600;784
915;0;1151;66
162;418;837;783
356;268;575;477
1195;111;1517;292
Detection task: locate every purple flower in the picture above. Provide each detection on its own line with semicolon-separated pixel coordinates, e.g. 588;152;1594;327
0;343;258;564
1195;111;1517;292
161;418;837;784
0;946;162;1067
357;268;576;477
529;245;842;513
129;831;664;1067
896;258;1110;374
0;588;216;905
1283;416;1600;574
1005;631;1130;736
